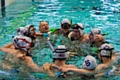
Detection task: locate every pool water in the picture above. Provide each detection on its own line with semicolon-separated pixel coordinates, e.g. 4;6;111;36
0;0;120;79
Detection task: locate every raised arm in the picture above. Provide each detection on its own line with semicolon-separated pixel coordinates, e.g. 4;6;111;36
0;43;14;53
36;32;43;36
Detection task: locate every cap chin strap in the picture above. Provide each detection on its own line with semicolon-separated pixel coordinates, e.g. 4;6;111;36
78;28;84;36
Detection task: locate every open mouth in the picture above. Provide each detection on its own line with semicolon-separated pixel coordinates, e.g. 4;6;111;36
45;27;49;30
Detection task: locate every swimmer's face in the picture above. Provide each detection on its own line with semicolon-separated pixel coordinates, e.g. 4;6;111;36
30;26;36;37
89;32;104;43
62;28;70;34
39;21;49;33
61;23;70;34
73;29;80;39
89;32;94;41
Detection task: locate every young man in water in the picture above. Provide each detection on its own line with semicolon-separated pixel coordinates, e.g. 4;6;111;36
36;21;50;37
54;18;71;37
68;23;89;43
60;43;117;77
0;25;36;56
89;28;105;48
39;45;77;77
1;36;42;72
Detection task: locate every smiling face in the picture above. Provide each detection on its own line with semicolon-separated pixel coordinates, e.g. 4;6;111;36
39;21;49;33
73;29;80;40
89;32;94;42
61;28;70;34
89;32;104;43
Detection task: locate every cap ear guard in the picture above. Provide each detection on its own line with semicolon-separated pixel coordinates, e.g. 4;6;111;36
100;50;111;56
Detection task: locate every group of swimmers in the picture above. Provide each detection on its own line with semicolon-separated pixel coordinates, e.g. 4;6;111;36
0;18;120;79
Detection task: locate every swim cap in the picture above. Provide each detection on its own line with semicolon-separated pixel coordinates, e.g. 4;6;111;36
13;36;33;52
17;27;27;36
25;25;32;30
54;45;69;58
25;24;34;34
61;19;70;25
91;28;102;36
61;19;70;29
82;55;97;70
72;23;84;36
99;43;114;57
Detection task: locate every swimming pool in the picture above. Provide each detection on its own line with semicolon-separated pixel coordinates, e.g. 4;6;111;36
0;0;120;79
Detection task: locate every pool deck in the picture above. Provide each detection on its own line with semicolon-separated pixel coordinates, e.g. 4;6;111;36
0;0;16;9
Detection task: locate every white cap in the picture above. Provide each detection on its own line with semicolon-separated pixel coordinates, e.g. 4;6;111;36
82;55;97;70
54;45;69;58
61;19;70;25
91;28;102;35
13;36;32;52
17;27;27;36
77;23;84;36
25;25;32;30
99;43;114;57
